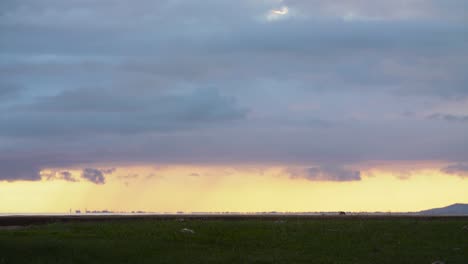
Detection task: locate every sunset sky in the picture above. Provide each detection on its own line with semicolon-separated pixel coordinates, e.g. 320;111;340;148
1;0;467;213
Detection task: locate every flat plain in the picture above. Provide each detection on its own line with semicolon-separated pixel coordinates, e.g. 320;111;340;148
0;215;467;264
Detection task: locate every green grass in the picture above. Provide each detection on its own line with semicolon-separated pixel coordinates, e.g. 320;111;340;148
0;218;467;263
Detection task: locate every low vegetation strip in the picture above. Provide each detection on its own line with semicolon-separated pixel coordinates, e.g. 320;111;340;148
0;217;467;263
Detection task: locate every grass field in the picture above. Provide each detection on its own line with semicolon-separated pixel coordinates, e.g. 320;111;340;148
0;216;467;264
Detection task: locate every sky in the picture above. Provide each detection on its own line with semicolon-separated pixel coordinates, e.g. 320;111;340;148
0;0;467;213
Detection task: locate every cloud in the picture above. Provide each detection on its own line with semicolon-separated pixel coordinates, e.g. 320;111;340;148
428;113;468;123
289;165;362;182
43;170;78;182
0;0;467;181
81;168;110;185
393;171;414;180
118;173;139;180
282;0;468;21
0;88;247;137
1;0;465;33
441;163;468;178
101;168;116;174
117;173;139;187
0;158;41;181
59;171;77;182
0;82;23;101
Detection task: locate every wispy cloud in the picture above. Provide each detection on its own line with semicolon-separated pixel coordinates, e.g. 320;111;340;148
288;165;361;182
81;168;114;185
441;163;468;178
428;113;468;123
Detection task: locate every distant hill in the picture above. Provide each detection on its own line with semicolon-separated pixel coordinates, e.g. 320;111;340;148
419;203;468;215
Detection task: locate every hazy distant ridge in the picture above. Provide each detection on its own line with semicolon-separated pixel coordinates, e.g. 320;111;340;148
419;203;468;215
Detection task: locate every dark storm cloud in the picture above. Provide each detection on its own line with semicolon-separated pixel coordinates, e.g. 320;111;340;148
289;165;361;182
81;168;107;185
441;163;468;178
118;174;139;180
1;22;466;99
0;159;41;181
0;88;247;137
44;171;78;182
0;151;96;181
0;0;467;181
59;171;77;182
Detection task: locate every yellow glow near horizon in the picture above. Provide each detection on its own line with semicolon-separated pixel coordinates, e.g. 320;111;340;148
0;165;467;213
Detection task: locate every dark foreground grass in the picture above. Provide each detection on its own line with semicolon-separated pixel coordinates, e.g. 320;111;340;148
0;217;467;264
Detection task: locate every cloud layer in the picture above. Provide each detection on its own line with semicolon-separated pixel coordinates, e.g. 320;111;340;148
289;165;362;182
81;168;107;185
441;163;468;178
0;0;467;181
